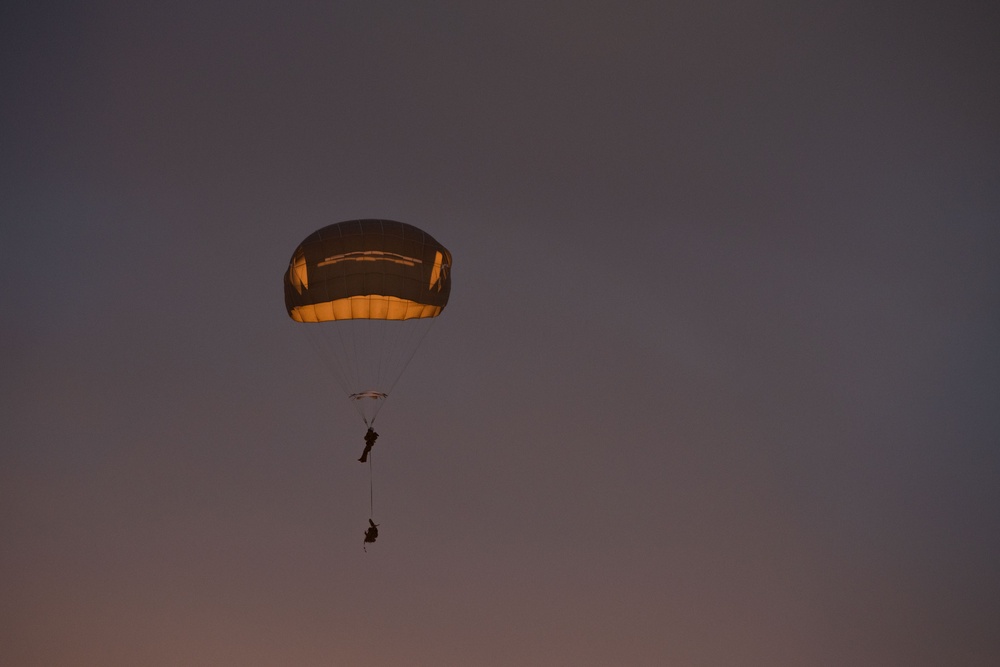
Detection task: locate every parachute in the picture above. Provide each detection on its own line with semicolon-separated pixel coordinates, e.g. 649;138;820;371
283;219;452;428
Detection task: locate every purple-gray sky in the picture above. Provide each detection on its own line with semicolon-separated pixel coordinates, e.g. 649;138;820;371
3;1;999;664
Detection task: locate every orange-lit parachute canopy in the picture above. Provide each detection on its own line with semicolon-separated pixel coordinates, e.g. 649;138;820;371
284;219;451;323
283;219;452;426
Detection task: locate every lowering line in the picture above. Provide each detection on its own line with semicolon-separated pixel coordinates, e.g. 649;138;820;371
363;453;378;552
360;423;380;551
368;450;374;518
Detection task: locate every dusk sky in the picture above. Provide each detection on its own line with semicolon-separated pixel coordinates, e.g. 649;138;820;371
3;1;999;665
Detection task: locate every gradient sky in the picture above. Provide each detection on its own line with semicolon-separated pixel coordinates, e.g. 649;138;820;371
3;2;999;665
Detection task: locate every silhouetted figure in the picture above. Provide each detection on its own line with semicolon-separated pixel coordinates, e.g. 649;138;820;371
363;519;379;551
358;427;378;463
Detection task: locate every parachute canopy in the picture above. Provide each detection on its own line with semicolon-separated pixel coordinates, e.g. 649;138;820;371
283;219;452;426
284;219;451;323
